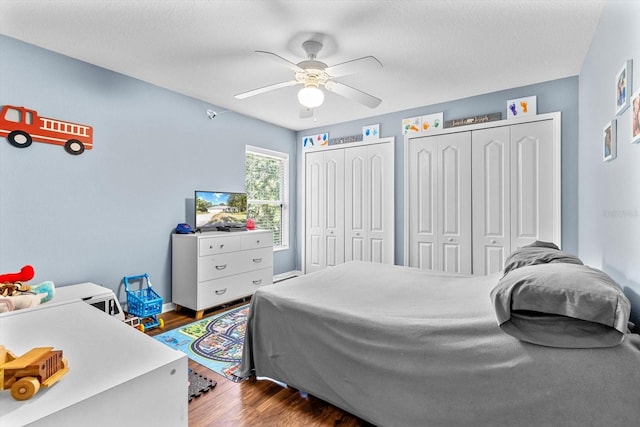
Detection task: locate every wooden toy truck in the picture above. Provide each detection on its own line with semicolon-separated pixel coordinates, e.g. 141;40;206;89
0;345;69;401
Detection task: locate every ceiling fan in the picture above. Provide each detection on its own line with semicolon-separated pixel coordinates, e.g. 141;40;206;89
234;40;383;117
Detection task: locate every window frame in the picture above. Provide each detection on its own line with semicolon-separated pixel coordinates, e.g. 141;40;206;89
245;145;289;251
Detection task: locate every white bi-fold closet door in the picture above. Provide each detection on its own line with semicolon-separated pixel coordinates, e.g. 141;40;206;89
407;131;472;274
344;142;395;264
305;138;394;274
406;113;561;275
471;119;558;275
305;148;344;273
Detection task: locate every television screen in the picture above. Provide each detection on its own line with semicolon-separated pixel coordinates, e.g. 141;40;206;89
195;191;247;230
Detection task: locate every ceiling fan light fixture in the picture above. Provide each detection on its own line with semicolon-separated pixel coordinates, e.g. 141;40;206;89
298;86;325;108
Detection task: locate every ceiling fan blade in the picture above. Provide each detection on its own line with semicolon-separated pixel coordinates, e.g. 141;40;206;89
325;80;381;108
325;56;383;77
256;50;304;72
300;106;314;119
235;80;300;99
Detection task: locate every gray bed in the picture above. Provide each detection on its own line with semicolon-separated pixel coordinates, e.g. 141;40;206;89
238;261;640;427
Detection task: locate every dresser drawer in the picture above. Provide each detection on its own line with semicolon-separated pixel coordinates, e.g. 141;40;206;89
198;251;245;281
196;267;273;309
242;247;273;269
241;232;273;250
197;247;272;282
199;236;241;256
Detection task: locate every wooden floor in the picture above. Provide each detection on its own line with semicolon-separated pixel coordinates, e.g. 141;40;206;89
147;301;374;427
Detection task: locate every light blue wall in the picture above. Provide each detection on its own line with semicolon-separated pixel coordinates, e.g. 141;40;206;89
578;0;640;324
296;78;580;269
0;35;298;305
1;28;589;314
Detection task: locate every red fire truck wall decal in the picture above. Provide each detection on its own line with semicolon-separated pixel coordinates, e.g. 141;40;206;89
0;105;93;155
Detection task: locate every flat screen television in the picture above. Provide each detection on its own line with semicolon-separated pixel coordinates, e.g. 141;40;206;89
195;190;248;230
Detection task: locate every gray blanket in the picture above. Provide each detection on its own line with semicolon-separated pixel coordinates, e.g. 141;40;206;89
239;261;640;427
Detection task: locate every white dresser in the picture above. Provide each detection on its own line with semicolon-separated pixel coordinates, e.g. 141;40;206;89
0;300;187;427
171;230;273;319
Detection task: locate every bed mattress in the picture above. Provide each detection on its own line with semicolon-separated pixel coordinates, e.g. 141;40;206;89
239;261;640;427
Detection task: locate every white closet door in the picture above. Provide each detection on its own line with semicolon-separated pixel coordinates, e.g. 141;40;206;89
345;146;367;262
345;143;394;264
305;149;345;273
368;143;394;263
408;114;560;276
472;126;511;275
437;132;472;274
408;136;438;270
305;151;325;273
510;120;555;248
472;119;557;275
323;149;345;268
408;133;471;273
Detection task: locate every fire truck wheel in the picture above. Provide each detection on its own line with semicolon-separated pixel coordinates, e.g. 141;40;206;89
7;130;32;148
64;139;85;155
11;377;41;401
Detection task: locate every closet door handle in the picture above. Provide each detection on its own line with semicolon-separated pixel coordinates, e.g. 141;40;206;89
215;264;227;270
252;279;262;285
253;258;262;263
215;288;227;295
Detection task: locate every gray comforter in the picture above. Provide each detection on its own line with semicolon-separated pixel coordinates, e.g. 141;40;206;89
238;261;640;427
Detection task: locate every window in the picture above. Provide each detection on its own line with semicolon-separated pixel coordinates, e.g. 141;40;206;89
245;145;289;250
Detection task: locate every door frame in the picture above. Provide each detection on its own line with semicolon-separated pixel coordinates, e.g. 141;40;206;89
301;136;395;274
403;112;562;267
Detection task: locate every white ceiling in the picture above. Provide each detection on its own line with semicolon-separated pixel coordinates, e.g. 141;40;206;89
0;0;605;131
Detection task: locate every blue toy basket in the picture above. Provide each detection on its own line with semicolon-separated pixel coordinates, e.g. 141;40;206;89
123;273;163;318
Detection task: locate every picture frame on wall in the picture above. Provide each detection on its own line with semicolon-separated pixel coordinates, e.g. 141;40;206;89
506;95;537;119
631;88;640;144
615;59;632;115
363;124;380;140
603;119;617;162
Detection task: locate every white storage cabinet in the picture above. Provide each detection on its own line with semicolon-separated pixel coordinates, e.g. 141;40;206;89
172;230;273;319
0;301;187;427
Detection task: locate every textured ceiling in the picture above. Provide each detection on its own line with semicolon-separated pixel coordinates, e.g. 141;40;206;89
0;0;605;131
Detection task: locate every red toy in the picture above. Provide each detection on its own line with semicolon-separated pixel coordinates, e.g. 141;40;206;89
0;265;35;283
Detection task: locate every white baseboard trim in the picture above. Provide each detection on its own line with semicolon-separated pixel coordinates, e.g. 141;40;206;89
274;270;302;283
162;302;176;314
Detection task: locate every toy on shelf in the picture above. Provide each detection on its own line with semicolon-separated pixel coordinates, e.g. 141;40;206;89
0;265;35;283
0;265;55;313
0;345;70;401
123;273;164;332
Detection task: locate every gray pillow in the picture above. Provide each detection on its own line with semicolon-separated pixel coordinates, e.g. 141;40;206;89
491;263;631;348
503;241;583;276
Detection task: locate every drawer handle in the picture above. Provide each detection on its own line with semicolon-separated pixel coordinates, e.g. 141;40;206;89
253;258;262;263
215;264;227;270
220;244;224;248
253;279;262;285
215;288;227;295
